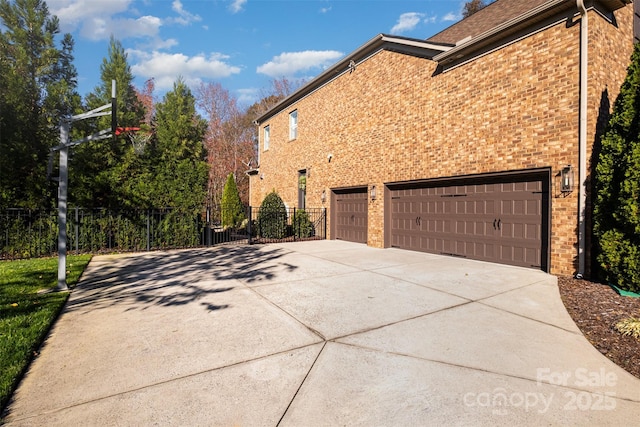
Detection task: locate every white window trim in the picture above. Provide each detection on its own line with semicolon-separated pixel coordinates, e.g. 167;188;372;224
264;125;270;151
289;110;298;140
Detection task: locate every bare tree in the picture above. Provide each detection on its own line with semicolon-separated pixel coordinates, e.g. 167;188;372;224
135;78;156;129
462;0;488;18
254;77;301;117
196;82;255;213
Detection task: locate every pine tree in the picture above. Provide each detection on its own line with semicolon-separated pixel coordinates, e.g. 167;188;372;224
593;43;640;293
70;36;145;208
0;0;79;208
152;78;208;212
221;173;246;229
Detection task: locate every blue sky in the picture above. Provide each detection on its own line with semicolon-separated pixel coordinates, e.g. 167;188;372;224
47;0;466;107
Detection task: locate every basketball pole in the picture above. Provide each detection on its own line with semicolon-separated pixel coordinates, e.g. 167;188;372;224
56;123;69;291
54;80;116;291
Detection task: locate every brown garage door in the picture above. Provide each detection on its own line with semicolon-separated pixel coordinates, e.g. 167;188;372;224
390;174;548;270
334;188;368;243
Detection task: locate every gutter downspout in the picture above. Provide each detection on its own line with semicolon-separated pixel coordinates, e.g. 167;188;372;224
576;0;588;278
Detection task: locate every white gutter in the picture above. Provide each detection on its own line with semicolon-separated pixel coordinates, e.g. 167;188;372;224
379;35;451;52
577;0;588;278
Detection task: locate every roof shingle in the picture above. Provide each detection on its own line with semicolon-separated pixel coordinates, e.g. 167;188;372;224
426;0;552;45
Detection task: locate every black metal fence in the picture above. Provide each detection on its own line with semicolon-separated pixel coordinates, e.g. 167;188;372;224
1;206;326;259
247;206;327;244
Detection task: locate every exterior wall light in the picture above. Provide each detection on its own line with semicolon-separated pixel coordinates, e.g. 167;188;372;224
370;185;377;201
321;189;326;203
561;165;573;193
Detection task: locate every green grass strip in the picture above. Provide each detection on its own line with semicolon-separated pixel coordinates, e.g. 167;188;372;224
0;255;92;412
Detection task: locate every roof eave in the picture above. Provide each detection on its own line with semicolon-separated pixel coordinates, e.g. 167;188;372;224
433;0;631;64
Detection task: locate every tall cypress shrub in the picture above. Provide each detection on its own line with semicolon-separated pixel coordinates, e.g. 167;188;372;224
221;173;245;229
593;43;640;293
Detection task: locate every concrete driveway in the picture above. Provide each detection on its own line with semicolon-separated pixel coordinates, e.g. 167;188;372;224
3;240;639;426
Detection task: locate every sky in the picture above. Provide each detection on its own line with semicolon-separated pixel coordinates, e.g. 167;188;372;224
45;0;467;108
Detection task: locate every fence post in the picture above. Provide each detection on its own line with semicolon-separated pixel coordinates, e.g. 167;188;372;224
247;206;252;244
146;209;150;251
292;207;296;242
323;207;327;240
75;207;79;254
108;211;112;251
206;206;211;247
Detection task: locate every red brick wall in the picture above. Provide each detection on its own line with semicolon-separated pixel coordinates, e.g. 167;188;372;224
250;5;634;276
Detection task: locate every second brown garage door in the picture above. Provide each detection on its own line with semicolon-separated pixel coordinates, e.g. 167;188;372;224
389;173;549;270
333;188;368;243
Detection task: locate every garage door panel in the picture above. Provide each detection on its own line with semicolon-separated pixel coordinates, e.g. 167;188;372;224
335;190;367;244
390;174;547;270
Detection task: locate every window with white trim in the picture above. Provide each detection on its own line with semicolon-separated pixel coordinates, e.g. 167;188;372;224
264;125;270;151
289;110;298;140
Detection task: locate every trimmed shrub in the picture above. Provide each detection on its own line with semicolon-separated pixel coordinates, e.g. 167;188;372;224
292;209;313;238
257;191;287;238
221;173;246;229
615;317;640;339
593;43;640;293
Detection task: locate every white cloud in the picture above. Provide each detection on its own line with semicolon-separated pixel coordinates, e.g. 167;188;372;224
49;0;195;44
169;0;202;25
257;50;344;78
442;12;459;22
84;15;162;41
236;87;259;107
145;37;179;50
129;50;242;90
229;0;247;14
320;6;332;14
390;12;425;34
49;0;167;41
48;0;132;33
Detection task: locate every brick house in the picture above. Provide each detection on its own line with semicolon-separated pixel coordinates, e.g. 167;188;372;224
249;0;635;276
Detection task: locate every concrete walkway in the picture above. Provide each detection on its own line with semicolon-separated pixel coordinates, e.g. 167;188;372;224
3;241;639;426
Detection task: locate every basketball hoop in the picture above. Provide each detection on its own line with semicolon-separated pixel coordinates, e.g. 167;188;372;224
116;127;151;155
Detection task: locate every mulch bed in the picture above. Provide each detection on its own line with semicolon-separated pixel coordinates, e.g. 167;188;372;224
557;276;640;379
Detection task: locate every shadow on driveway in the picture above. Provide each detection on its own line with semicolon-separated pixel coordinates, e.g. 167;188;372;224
67;245;297;313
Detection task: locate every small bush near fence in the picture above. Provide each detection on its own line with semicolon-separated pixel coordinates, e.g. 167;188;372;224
250;206;325;244
292;209;314;238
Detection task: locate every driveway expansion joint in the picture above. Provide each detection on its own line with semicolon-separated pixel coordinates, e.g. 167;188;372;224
5;242;639;425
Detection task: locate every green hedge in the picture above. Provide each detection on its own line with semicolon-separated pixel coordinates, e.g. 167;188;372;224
593;43;640;293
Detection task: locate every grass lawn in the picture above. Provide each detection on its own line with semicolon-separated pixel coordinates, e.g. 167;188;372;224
0;255;92;411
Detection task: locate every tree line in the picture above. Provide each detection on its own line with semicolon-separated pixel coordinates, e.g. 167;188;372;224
0;0;293;218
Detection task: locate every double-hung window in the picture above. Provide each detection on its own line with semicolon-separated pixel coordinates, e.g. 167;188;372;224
289;110;298;140
264;125;270;151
